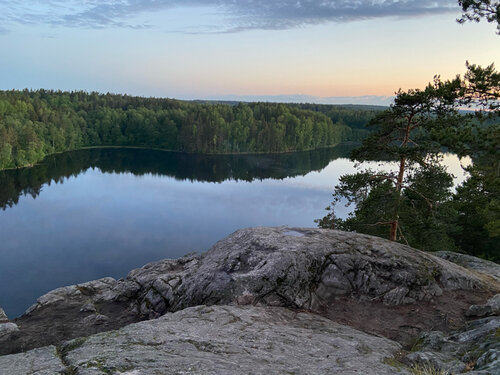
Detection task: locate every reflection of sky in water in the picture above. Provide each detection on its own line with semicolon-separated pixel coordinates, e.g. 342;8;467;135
266;153;470;192
0;153;469;318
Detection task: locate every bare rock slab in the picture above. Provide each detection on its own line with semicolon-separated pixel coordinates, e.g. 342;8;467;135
0;346;66;375
61;305;408;375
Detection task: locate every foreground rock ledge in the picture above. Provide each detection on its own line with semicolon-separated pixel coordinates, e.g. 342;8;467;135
0;305;409;375
2;227;499;357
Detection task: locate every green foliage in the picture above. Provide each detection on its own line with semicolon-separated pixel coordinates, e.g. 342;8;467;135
294;103;384;140
317;161;458;252
0;90;372;170
317;85;462;246
431;61;499;261
399;164;458;252
458;0;500;33
446;125;500;261
462;62;500;111
446;4;500;259
318;62;499;259
437;62;500;113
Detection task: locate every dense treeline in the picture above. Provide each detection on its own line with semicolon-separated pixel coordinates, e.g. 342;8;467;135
293;103;385;140
0;90;373;170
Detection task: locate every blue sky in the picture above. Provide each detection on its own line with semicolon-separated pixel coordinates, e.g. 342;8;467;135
0;1;498;105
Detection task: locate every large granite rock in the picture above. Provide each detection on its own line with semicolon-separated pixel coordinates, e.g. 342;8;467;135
0;305;409;375
2;227;499;355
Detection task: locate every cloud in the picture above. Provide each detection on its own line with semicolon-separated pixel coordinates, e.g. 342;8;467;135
1;1;459;33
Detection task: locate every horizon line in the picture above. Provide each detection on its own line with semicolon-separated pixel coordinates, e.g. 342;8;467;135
1;88;394;107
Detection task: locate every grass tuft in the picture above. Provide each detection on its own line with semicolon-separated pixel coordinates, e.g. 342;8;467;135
410;363;448;375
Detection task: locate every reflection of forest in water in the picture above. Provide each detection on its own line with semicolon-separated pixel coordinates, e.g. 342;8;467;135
0;144;355;210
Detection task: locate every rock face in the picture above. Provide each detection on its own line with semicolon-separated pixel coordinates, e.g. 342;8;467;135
0;305;409;375
435;251;500;282
0;307;19;344
0;307;8;323
2;227;498;356
0;323;19;341
404;316;500;374
0;346;66;375
466;293;500;318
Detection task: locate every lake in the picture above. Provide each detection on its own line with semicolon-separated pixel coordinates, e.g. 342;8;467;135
0;146;469;318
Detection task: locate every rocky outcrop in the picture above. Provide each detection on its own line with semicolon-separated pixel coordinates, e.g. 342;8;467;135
2;227;498;356
0;305;409;375
0;346;66;375
404;316;500;374
0;323;19;342
435;251;500;282
0;307;19;344
466;293;500;318
0;307;8;323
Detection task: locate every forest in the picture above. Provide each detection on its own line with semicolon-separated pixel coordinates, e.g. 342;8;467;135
0;90;372;170
293;103;384;140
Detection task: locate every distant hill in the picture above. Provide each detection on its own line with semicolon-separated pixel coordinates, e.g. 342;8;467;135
199;94;394;107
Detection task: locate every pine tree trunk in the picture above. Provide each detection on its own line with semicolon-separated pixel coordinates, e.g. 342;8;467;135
390;155;406;241
390;221;398;241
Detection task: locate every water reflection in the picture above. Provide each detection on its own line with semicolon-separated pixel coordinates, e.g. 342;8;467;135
0;145;354;210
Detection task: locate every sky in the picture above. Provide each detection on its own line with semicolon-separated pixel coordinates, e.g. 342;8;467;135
0;0;499;105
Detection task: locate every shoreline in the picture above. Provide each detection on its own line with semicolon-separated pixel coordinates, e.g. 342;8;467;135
0;142;353;172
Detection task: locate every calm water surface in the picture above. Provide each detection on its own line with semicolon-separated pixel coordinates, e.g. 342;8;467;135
0;146;468;317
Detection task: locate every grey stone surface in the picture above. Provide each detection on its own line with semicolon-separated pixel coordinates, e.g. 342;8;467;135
404;351;466;374
0;323;19;340
0;305;410;375
435;251;500;282
1;306;496;375
467;293;500;318
488;294;500;313
2;227;498;355
405;316;500;374
0;307;7;323
467;304;494;318
475;349;500;373
0;346;66;375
